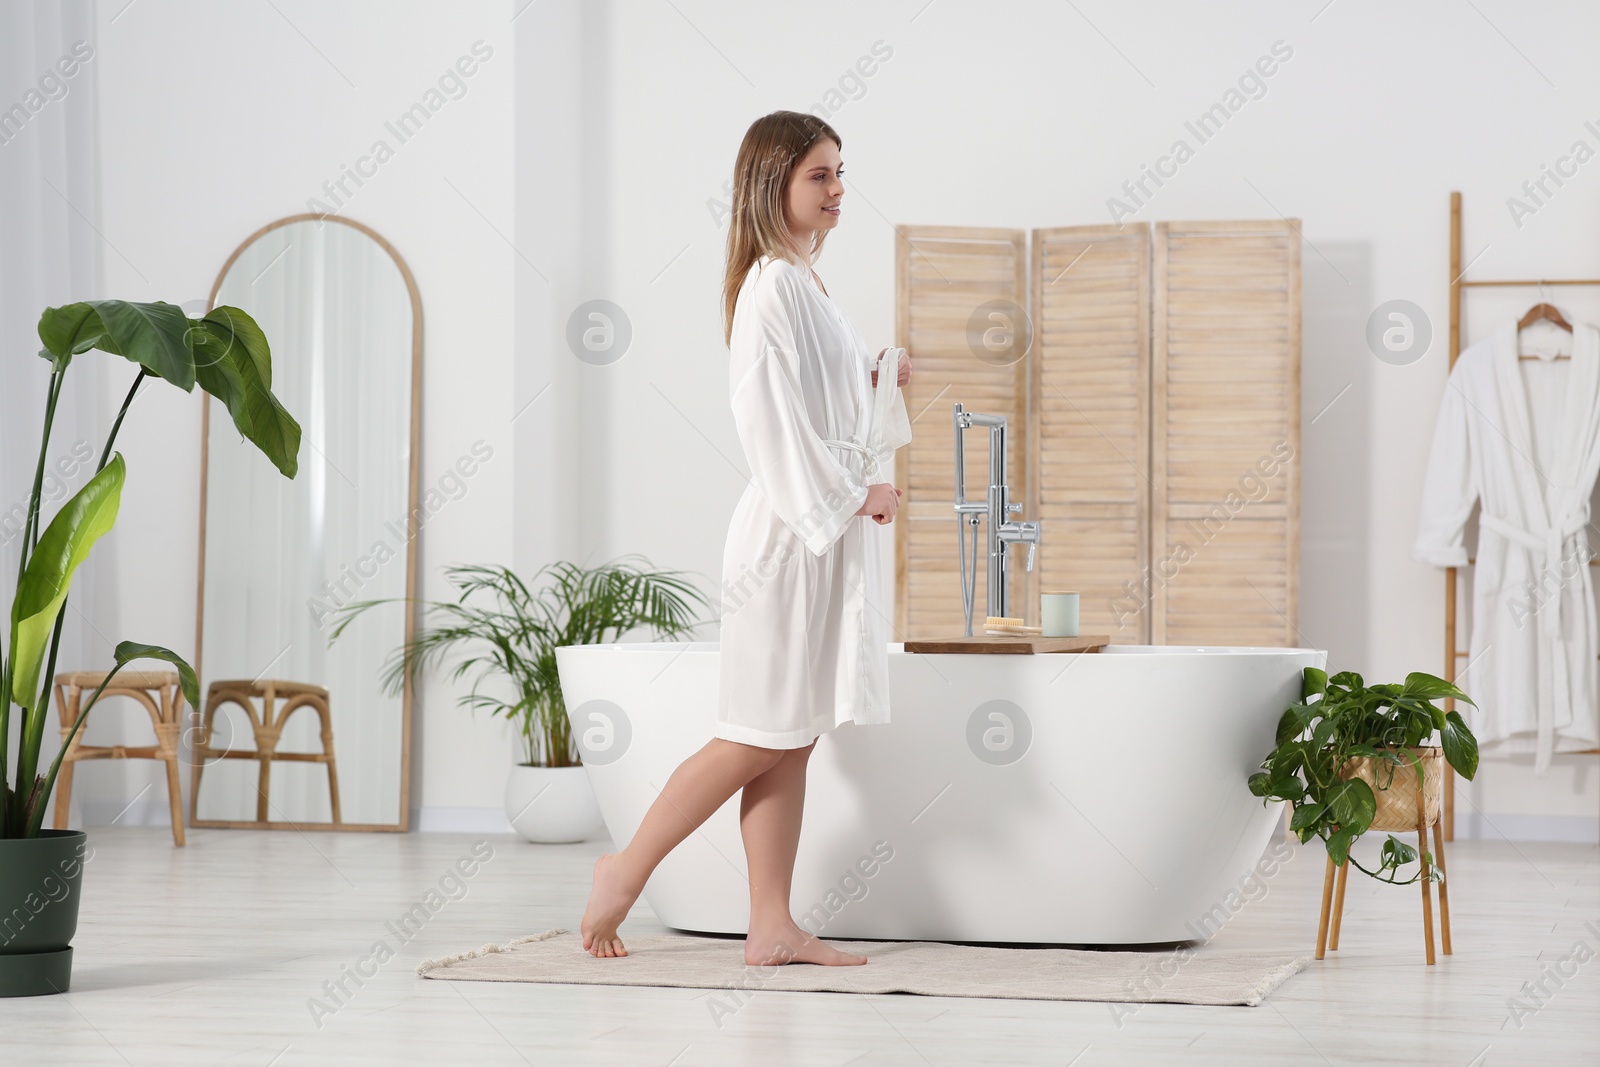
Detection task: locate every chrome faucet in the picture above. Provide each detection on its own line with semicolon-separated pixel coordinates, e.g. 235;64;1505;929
953;403;1042;636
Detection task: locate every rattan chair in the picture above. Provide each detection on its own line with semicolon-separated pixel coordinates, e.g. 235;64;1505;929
190;679;342;825
52;670;188;846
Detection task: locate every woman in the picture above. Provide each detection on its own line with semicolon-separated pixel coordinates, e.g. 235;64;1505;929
580;110;912;966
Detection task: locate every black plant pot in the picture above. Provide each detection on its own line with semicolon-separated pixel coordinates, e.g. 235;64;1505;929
0;829;87;997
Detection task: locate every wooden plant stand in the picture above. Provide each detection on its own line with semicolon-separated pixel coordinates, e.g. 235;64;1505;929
1315;747;1452;965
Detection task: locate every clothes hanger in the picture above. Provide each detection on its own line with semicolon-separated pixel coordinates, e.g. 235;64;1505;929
1517;280;1573;360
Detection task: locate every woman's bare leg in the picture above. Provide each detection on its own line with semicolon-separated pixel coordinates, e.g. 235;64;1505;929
740;741;866;966
581;738;784;957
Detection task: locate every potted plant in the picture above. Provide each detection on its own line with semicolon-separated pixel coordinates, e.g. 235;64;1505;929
1249;667;1480;884
2;300;299;996
328;558;707;843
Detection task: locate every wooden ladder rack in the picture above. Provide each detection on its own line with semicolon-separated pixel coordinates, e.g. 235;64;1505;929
1443;190;1600;841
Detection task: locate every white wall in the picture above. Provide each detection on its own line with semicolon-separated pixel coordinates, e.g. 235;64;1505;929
563;0;1600;839
78;0;520;828
63;0;1600;839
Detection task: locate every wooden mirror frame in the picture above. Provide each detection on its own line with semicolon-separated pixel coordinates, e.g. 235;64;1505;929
191;213;423;833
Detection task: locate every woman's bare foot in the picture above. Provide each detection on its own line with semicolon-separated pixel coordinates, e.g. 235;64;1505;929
745;918;867;966
581;853;641;958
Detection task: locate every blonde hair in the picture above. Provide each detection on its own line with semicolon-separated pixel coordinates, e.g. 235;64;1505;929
722;110;842;346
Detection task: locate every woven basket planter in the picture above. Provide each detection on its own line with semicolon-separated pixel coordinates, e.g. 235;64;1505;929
1339;746;1442;832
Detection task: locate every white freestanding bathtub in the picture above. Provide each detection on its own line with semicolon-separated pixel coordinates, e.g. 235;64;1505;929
554;641;1324;945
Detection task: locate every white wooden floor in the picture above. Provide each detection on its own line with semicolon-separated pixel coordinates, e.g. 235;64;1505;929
2;826;1595;1065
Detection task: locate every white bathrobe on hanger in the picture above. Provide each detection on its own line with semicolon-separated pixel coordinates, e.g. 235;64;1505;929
716;254;913;749
1414;318;1600;772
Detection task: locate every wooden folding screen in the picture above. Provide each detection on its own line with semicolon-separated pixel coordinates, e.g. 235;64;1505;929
894;219;1299;647
1028;224;1152;643
893;227;1028;639
1151;220;1300;646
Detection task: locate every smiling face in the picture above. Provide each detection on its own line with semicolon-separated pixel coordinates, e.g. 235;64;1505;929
783;137;843;255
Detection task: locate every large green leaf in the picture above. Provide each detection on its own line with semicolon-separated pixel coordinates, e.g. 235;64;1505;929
1401;671;1477;707
1328;670;1364;690
1276;704;1316;745
1271;740;1307;779
190;339;249;426
1311;718;1335;749
1301;666;1328;700
35;300;299;479
1326;777;1376;836
35;305;117;370
227;364;301;479
10;454;125;711
112;641;200;711
1267;775;1304;801
200;306;273;388
192;307;300;477
1441;710;1480;781
38;300;194;388
1326;824;1359;866
1421;699;1448;733
1378;834;1418;875
1290;801;1326;833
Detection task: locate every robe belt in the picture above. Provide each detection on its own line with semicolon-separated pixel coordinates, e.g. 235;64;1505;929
1479;510;1590;642
818;438;873;690
1479;510;1592;775
822;349;902;488
822;434;887;484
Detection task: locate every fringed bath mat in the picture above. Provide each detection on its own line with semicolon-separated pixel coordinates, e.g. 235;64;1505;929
417;929;1308;1007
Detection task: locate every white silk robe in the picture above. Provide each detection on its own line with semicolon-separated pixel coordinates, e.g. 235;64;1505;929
716;254;913;749
1413;318;1600;773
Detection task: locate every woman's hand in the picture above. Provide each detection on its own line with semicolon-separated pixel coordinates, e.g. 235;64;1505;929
855;483;903;524
870;348;912;387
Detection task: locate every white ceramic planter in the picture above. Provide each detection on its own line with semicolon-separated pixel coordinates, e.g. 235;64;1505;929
504;764;606;844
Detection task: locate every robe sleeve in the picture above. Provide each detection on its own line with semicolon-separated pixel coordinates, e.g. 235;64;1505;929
730;266;869;556
1413;372;1477;568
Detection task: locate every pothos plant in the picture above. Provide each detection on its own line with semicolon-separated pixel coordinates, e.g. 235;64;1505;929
2;300;300;839
1248;667;1480;885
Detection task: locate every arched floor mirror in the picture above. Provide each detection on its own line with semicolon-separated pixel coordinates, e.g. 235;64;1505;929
193;214;422;832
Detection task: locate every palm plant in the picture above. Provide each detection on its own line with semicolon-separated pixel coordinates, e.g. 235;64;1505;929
2;300;300;838
327;557;709;767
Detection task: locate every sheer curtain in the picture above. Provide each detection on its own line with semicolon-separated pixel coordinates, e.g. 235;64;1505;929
0;0;109;824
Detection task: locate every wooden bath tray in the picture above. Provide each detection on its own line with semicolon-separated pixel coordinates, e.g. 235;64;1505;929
902;634;1109;655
